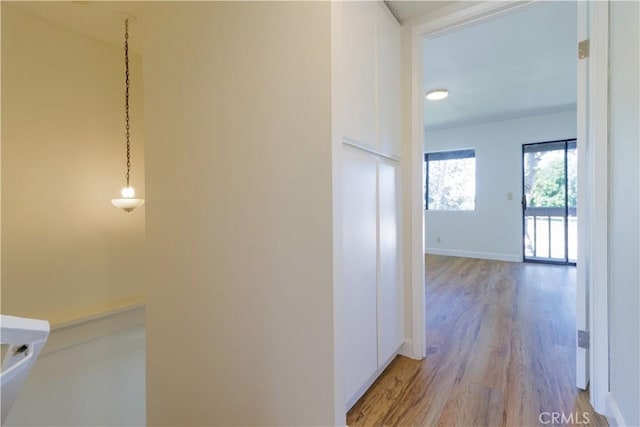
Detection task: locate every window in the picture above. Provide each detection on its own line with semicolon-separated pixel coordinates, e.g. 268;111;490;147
424;149;476;210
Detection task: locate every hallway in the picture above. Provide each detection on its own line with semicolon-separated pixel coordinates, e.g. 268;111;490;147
347;255;607;426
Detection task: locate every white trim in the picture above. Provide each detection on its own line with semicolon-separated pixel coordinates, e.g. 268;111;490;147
575;0;589;392
407;1;535;38
409;18;426;360
587;0;609;414
606;393;627;427
425;248;521;263
397;340;415;359
50;302;144;330
41;304;145;356
342;138;401;163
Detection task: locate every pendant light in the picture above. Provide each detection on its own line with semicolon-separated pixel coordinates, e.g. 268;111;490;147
111;19;144;213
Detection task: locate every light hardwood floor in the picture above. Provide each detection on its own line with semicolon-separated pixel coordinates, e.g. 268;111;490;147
347;255;608;427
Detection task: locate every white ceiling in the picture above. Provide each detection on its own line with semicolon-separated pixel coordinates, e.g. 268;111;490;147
9;0;577;132
12;0;460;54
384;1;458;23
423;1;577;130
6;1;146;54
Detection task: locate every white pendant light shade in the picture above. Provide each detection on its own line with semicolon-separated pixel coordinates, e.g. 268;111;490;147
111;197;145;212
112;186;144;212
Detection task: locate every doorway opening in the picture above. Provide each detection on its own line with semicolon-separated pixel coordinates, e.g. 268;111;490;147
415;0;595;422
409;0;610;416
522;139;577;264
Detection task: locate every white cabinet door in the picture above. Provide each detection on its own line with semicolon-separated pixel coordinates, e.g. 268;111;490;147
377;161;402;365
342;146;378;403
376;4;402;157
340;1;377;148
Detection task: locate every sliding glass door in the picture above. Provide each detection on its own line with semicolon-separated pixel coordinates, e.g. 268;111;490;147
522;140;577;264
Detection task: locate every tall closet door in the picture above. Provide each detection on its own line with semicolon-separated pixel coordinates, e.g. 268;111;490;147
339;1;377;148
342;146;378;402
377;161;402;365
376;4;402;156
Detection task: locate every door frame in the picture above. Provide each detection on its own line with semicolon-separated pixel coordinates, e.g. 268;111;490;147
407;0;610;414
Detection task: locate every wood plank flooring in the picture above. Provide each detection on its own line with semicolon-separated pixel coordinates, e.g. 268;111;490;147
347;255;608;427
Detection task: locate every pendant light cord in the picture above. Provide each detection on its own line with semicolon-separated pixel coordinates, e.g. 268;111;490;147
111;18;144;212
124;19;131;188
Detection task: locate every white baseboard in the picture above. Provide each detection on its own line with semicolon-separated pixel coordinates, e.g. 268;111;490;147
398;340;421;360
425;247;521;263
345;345;402;410
606;392;627;427
41;304;145;356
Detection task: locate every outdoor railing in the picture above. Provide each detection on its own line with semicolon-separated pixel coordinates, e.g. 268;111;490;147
524;207;577;262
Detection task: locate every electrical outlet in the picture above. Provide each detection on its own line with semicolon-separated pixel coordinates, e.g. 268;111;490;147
507;192;514;200
436;236;441;244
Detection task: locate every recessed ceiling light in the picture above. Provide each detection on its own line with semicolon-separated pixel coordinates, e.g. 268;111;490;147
425;89;449;101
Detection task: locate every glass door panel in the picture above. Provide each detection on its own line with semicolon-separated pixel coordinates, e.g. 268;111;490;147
523;140;576;264
567;141;577;262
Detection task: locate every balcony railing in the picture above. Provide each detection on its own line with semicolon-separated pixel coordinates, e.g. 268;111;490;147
524;207;577;262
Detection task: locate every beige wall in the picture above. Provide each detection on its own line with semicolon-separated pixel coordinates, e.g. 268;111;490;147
143;2;337;425
1;5;145;326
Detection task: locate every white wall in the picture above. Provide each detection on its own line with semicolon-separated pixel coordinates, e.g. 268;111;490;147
607;1;640;425
424;109;576;261
1;5;146;326
143;3;337;425
4;327;145;426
